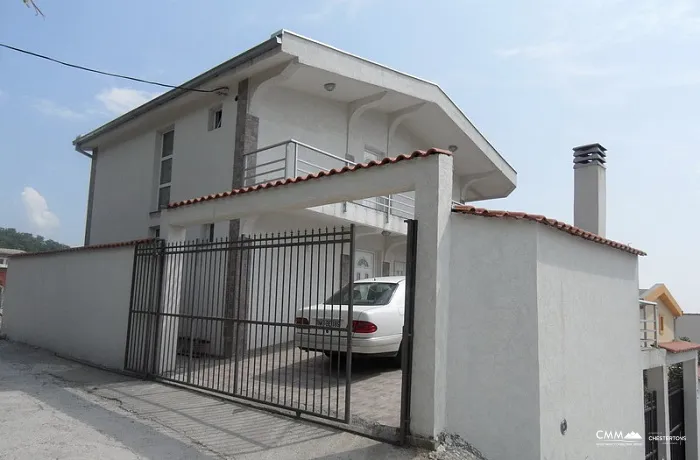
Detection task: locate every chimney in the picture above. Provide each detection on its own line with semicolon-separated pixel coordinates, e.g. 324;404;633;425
572;143;607;236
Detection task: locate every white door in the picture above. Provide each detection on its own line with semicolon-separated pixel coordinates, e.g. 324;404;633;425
355;251;375;280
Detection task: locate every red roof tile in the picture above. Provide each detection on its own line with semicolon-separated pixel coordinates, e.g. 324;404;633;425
452;205;646;256
12;239;154;259
168;148;452;209
659;341;700;354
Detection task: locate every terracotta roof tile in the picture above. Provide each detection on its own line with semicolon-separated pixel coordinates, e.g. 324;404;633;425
659;341;700;354
452;205;646;256
168;148;451;209
12;239;154;259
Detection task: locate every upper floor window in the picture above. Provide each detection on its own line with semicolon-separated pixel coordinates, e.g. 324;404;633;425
0;257;7;268
208;106;223;131
158;130;174;209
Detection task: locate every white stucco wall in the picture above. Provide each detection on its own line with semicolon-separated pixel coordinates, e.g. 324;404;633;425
1;247;135;370
90;131;157;244
446;215;541;460
445;215;643;460
535;224;643;460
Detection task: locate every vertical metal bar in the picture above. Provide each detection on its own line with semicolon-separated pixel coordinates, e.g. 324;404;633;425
263;235;273;402
215;239;225;392
272;232;281;404
324;229;331;415
334;230;340;419
316;228;325;415
193;239;204;387
123;244;141;371
344;225;355;423
281;231;289;406
232;236;245;396
185;240;197;384
293;142;299;177
202;238;215;390
400;219;418;444
294;230;303;410
303;230;311;411
150;240;167;376
253;234;265;398
135;244;151;373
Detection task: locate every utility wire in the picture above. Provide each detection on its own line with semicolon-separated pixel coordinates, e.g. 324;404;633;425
0;43;229;94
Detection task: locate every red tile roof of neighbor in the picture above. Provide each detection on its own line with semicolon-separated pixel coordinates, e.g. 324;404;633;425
12;239;155;258
168;148;452;209
452;205;646;256
659;341;700;354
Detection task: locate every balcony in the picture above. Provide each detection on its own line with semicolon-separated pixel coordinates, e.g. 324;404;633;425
242;140;416;221
640;300;658;349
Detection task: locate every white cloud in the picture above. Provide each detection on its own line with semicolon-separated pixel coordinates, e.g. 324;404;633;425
33;99;84;120
21;187;60;233
96;87;160;116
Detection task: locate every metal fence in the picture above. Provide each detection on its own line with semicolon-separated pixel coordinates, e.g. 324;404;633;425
242;139;415;219
645;390;659;460
124;226;356;423
669;383;686;460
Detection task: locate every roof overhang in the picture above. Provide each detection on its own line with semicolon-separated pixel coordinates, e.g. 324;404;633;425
641;284;683;317
74;30;517;200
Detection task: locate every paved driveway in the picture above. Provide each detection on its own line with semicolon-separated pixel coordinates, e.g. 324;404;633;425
159;343;403;428
0;340;487;459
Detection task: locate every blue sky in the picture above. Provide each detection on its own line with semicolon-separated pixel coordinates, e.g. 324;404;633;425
1;0;698;310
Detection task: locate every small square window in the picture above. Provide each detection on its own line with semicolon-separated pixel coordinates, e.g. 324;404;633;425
149;226;161;238
209;107;223;131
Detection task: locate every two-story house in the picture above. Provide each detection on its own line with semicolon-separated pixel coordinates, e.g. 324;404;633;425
73;29;516;282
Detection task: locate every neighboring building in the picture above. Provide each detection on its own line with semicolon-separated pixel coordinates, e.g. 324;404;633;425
676;313;700;344
639;283;684;343
0;248;25;307
73;29;516;281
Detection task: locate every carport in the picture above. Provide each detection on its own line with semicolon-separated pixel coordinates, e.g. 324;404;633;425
141;149;454;441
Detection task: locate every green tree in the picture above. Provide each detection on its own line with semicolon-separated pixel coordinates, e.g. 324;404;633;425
0;228;69;253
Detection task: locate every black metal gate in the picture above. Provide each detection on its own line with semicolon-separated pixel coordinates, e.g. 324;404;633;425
124;226;356;423
645;390;659;460
669;382;686;460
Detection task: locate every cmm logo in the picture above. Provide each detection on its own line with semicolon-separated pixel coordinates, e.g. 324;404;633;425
596;431;643;447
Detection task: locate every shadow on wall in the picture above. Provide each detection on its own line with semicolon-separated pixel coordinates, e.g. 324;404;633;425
0;341;341;458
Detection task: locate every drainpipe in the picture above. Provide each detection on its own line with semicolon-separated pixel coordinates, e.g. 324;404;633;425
74;140;96;245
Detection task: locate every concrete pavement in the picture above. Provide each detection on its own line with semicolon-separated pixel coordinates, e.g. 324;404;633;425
0;340;479;459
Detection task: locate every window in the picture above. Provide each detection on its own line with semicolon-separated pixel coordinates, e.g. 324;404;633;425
0;258;7;267
158;130;174;209
660;316;664;334
149;226;160;238
325;282;399;306
208;106;223;131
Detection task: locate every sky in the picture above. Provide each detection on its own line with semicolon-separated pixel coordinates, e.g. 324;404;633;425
1;0;698;310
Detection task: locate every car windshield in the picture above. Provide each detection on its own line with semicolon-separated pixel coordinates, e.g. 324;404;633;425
325;282;398;306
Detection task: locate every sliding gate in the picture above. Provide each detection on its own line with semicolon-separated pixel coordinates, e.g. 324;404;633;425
124;226;356;423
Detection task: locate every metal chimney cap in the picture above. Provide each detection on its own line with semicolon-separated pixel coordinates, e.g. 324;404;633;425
572;143;607;153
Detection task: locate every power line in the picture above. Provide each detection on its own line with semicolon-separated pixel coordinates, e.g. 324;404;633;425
0;43;229;94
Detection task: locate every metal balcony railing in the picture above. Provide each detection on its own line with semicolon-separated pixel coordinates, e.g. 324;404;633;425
242;139;415;219
640;300;659;349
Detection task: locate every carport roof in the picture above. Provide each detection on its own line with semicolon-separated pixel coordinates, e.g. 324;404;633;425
168;148;451;209
452;205;646;256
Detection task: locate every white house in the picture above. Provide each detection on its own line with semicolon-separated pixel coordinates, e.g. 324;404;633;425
5;29;692;460
73;29;516;281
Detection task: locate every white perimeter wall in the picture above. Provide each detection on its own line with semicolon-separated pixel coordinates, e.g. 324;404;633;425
536;224;642;460
1;247;135;370
447;215;541;460
446;215;643;460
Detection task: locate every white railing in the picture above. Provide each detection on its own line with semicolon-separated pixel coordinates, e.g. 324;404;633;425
242;139;415;219
640;300;658;349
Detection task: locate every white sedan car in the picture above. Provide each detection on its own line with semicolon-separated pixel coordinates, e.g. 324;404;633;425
294;276;405;359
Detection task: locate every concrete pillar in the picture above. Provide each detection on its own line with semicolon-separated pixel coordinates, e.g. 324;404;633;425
410;153;453;439
647;365;671;460
683;357;699;459
224;78;258;358
156;222;186;373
